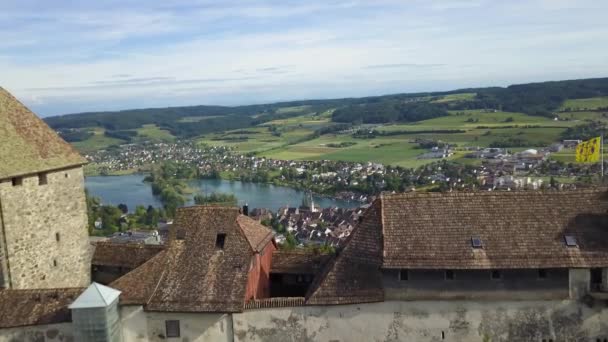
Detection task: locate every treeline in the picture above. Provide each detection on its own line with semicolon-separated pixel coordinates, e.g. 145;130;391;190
85;190;166;235
45;77;608;137
104;129;138;141
44;99;339;138
561;121;607;141
332;102;448;124
333;78;608;124
353;129;465;139
450;78;608;116
58;129;93;142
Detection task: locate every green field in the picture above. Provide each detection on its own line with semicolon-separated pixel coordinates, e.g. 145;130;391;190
560;96;608;111
73;128;125;153
136;124;175;141
431;93;476;103
250;107;582;167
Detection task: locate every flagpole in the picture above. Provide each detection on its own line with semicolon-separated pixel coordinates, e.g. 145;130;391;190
602;134;605;183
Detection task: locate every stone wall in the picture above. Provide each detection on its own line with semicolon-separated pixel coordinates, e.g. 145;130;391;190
0;167;90;289
120;305;233;342
0;323;74;342
383;268;570;300
232;300;608;342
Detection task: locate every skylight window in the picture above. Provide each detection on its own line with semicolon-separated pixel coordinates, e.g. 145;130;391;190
564;235;578;247
471;236;483;248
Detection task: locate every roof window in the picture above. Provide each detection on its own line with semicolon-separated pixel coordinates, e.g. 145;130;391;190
564;235;577;247
471;236;483;248
216;233;226;249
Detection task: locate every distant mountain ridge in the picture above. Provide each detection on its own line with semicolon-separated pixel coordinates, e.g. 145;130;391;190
44;77;608;138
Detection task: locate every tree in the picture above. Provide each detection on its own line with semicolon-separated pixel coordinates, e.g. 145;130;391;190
193;192;237;206
117;203;129;214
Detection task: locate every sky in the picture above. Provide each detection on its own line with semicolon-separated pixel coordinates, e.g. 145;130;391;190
1;0;607;117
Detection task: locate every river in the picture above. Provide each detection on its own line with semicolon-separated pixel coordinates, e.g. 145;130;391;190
85;174;359;212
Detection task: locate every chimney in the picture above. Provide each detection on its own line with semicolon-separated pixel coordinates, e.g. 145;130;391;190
242;204;249;216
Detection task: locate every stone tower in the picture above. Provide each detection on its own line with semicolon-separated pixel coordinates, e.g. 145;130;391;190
0;87;91;289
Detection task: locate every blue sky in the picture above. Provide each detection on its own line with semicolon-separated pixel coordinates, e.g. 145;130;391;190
1;0;607;117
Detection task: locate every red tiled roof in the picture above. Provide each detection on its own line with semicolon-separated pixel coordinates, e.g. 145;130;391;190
306;201;384;305
111;206;274;313
92;242;164;268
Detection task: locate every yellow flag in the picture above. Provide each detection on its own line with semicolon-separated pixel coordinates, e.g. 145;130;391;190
575;136;601;163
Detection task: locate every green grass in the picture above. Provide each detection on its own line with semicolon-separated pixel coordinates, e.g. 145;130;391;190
560;97;608;111
136;124;175;141
257;109;575;167
275;105;312;114
555;111;608;124
431;93;476;103
73;127;125;153
177;115;226;123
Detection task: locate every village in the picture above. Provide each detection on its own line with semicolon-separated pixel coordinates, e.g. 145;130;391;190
82;137;599;250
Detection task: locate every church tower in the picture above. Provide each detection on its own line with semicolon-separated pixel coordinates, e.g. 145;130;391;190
0;88;91;289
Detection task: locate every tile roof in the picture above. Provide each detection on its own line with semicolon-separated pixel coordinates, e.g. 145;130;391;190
0;288;83;328
237;215;275;252
381;189;608;269
270;250;332;274
92;242;165;269
306;200;384;305
111;206;274;313
0;87;86;180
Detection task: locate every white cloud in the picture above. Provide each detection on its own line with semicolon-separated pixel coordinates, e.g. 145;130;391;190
1;0;607;115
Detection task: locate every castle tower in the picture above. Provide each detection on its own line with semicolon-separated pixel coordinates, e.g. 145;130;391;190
0;87;91;289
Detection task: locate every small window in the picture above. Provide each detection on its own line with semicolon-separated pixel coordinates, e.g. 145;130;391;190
64;173;69;178
165;320;180;338
538;269;547;279
55;232;60;242
216;233;226;249
53;259;58;267
38;173;48;185
399;269;408;281
564;235;577;247
491;270;501;279
445;270;454;280
471;236;483;248
11;177;22;186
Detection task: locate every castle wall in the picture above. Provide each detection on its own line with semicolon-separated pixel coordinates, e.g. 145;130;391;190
120;305;232;342
232;300;608;342
0;166;90;289
0;323;74;342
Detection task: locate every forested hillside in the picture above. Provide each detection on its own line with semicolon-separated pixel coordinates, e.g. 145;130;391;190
45;77;608;138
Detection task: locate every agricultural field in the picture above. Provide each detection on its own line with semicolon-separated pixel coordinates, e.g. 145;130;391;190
199;112;335;153
136;124;175;141
431;92;476;103
72;127;125;153
556;111;608;123
560;96;608;111
252;109;585;167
